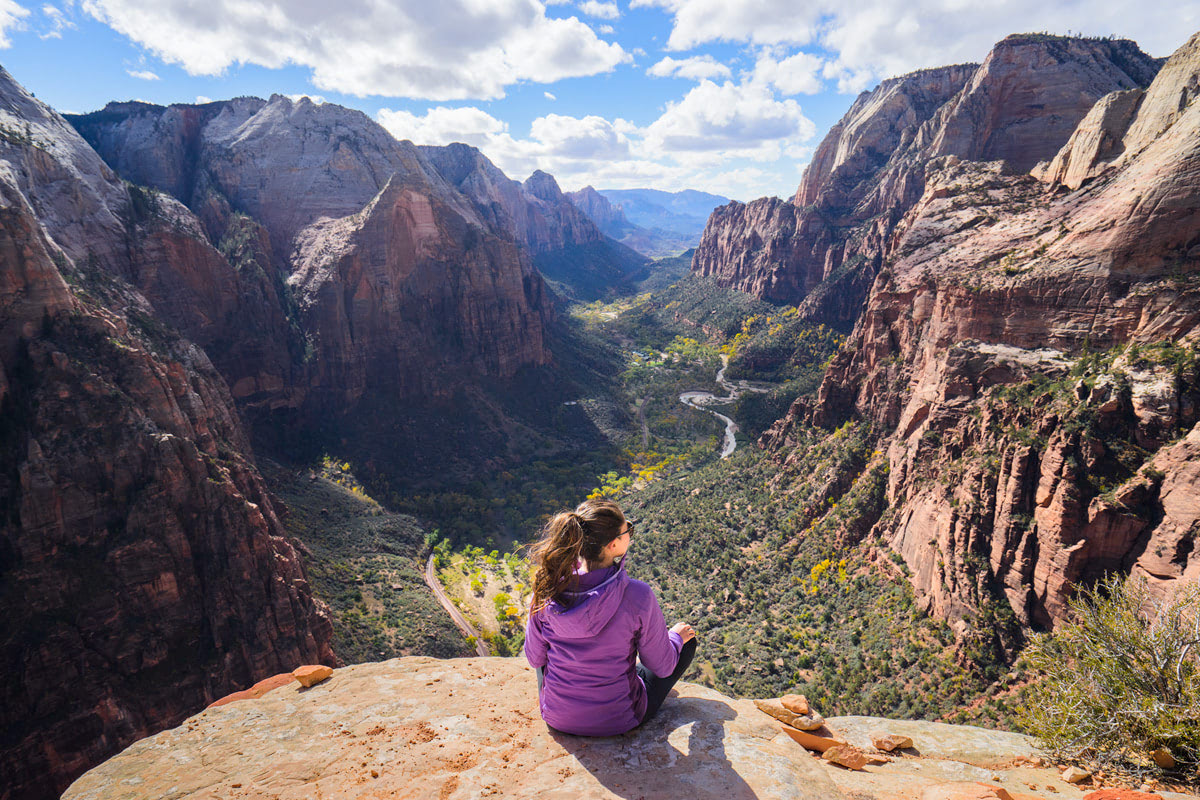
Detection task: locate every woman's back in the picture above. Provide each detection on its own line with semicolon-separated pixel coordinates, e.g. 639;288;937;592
526;563;681;736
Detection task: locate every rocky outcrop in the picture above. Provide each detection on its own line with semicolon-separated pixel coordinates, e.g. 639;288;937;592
695;35;1161;328
67;657;1189;800
69;97;556;414
772;31;1200;637
421;145;646;297
289;173;550;407
0;71;334;800
566;184;634;236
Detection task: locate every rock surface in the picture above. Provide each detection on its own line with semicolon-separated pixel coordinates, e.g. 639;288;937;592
65;657;1183;800
63;657;848;800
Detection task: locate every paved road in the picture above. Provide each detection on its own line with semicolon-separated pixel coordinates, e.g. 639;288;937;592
425;555;490;657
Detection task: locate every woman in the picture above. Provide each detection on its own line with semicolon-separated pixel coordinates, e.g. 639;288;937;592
524;498;698;736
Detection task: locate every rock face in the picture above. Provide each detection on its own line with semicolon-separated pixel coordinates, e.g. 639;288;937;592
567;184;636;238
289;173;549;407
767;32;1200;636
69;97;554;416
694;35;1161;328
0;68;334;800
421;145;647;297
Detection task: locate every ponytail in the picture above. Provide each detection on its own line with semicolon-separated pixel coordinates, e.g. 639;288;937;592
529;500;626;613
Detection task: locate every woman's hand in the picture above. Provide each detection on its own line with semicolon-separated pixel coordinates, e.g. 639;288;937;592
671;622;696;643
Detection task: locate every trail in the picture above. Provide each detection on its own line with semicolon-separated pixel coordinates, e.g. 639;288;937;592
679;355;771;459
425;555;490;657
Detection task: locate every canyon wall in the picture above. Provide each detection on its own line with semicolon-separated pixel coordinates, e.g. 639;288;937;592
70;96;556;419
764;33;1200;646
694;35;1162;329
0;69;335;800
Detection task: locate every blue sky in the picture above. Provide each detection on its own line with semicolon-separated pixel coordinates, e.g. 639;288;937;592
1;1;1197;201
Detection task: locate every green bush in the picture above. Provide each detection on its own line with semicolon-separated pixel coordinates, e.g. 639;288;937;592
1022;575;1200;778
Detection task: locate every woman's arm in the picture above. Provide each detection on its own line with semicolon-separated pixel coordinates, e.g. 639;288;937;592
636;589;684;678
524;611;549;669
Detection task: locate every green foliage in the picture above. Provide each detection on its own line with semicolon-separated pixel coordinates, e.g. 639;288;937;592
1022;576;1200;779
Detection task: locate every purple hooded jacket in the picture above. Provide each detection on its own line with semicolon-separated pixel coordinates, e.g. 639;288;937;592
524;559;683;736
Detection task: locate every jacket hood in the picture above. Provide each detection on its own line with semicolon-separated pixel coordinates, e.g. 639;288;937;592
543;560;629;639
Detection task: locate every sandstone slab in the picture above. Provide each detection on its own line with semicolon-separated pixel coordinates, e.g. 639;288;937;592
209;673;294;708
755;697;826;730
64;657;849;800
827;717;1043;768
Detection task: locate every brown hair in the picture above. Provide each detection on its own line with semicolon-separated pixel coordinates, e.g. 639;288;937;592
529;499;626;613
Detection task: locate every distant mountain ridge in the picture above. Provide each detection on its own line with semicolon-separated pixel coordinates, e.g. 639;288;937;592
565;186;729;258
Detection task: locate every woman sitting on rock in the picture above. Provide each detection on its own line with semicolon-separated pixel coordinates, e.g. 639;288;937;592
524;498;697;736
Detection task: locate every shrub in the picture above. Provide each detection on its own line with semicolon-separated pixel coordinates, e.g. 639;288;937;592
1021;575;1200;778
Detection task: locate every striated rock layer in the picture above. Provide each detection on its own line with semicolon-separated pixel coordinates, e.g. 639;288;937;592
765;32;1200;640
0;69;334;800
694;34;1161;328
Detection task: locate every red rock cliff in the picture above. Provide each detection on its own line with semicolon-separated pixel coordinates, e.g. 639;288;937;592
0;69;334;800
767;33;1200;643
694;35;1161;328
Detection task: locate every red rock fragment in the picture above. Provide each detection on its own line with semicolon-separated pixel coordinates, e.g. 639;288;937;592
293;665;334;688
1082;792;1165;800
780;694;810;715
209;673;294;708
822;744;869;770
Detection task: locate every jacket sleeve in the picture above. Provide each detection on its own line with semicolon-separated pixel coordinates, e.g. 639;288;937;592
636;586;683;678
524;610;549;669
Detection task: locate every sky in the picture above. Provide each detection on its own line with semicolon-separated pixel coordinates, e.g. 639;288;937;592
0;1;1197;201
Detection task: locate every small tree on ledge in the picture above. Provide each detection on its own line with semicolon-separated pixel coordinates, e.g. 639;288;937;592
1022;575;1199;781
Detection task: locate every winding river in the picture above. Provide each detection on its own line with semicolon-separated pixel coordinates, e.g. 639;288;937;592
679;355;771;459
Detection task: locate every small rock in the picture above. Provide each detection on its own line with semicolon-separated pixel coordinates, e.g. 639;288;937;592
823;744;869;771
293;665;334;688
780;694;810;715
779;725;845;753
1062;766;1092;784
1149;747;1176;769
754;697;825;730
872;732;914;751
1083;791;1166;800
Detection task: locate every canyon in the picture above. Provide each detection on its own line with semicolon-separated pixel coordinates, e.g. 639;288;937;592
5;26;1200;800
715;32;1200;642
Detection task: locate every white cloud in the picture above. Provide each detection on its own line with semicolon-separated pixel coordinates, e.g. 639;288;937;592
39;3;74;39
80;0;629;101
643;79;815;160
598;23;613;34
544;91;557;100
647;55;731;81
0;0;30;47
632;0;1200;88
286;93;326;104
195;95;213;103
579;0;618;19
378;105;510;149
752;50;823;95
377;71;816;201
126;68;159;80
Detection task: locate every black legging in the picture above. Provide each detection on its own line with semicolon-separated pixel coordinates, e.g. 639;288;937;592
534;638;699;728
637;637;697;724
